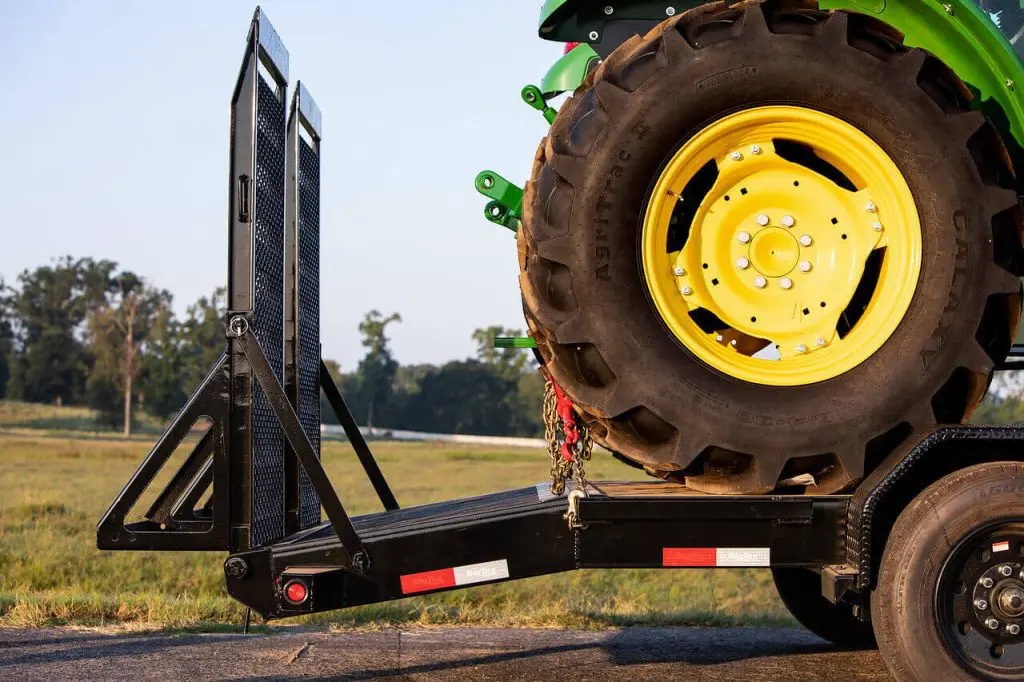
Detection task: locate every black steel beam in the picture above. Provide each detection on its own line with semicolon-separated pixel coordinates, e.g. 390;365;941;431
235;323;366;567
320;359;399;511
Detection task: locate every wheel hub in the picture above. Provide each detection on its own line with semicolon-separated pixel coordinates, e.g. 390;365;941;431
939;525;1024;674
642;106;921;385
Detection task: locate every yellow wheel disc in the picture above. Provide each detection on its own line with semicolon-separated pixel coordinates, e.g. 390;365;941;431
642;106;922;386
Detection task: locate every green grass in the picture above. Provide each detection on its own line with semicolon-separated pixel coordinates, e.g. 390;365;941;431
0;431;792;632
0;400;164;436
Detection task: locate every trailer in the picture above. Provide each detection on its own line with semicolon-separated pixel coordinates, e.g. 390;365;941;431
99;10;1024;681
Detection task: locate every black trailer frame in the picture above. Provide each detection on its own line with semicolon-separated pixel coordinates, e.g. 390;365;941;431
98;8;1024;631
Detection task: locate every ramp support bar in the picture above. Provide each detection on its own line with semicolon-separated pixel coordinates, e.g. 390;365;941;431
320;359;399;512
234;318;367;569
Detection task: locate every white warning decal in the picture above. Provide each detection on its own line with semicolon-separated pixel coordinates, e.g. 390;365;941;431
993;541;1011;553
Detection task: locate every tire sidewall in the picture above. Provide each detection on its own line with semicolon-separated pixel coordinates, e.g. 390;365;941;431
872;463;1024;681
542;30;994;464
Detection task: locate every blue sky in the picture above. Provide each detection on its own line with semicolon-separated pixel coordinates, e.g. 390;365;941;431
0;1;562;370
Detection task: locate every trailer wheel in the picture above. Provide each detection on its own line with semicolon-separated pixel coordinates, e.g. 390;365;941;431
872;462;1024;681
771;567;876;649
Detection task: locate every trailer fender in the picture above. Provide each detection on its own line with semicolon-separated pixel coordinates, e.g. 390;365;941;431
845;425;1024;594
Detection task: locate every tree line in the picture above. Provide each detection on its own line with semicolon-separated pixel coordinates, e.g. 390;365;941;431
0;257;545;438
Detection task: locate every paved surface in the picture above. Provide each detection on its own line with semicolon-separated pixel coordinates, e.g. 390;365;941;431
0;626;891;681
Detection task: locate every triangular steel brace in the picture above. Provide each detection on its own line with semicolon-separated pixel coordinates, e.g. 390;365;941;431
96;354;231;551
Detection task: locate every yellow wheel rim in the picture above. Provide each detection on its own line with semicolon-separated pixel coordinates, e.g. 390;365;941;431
642;106;921;386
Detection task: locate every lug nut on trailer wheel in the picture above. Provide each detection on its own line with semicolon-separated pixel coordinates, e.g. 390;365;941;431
754;276;767;289
1010;624;1022;636
799;260;812;273
736;257;750;270
986;617;1001;630
780;277;793;290
975;598;989;610
799;235;813;247
756;214;770;226
982;576;995;588
782;215;795;227
999;564;1013;577
738;231;752;244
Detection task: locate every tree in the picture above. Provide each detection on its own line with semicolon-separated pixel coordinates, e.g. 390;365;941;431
138;302;185;419
0;280;12;398
472;326;544;436
353;310;401;426
472;326;530;381
401;360;519;435
6;257;116;405
87;272;170;436
178;288;227;393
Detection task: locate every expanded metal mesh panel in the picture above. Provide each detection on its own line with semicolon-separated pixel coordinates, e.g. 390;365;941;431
297;139;321;529
250;77;287;547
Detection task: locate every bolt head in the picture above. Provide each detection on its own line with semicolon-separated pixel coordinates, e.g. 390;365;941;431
1010;624;1022;636
589;30;600;40
782;215;795;227
866;202;877;213
796;344;808;353
738;231;752;244
1000;564;1014;577
753;276;767;289
780;277;793;290
604;5;614;14
224;557;249;580
872;222;883;232
666;6;676;16
799;260;812;273
982;577;995;589
986;617;1001;630
976;598;989;611
799;234;813;247
674;266;685;276
730;151;743;161
736;257;750;270
751;145;762;155
756;214;770;226
816;337;826;347
681;286;693;296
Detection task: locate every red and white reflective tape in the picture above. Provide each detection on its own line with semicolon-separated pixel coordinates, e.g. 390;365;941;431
400;559;510;595
993;540;1011;553
663;547;771;567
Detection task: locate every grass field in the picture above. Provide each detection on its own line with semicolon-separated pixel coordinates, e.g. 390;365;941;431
0;430;792;632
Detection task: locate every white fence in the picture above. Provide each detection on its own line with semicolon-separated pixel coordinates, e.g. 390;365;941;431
320;424;547;449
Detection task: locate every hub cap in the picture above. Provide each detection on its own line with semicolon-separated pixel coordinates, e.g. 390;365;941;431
938;522;1024;676
641;106;922;386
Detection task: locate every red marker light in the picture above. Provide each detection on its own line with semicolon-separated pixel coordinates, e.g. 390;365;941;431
284;579;309;605
564;41;581;54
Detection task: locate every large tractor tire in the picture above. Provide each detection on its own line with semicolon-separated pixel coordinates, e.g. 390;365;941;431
520;0;1024;494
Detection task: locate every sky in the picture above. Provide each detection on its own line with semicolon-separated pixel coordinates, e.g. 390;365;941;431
0;1;562;370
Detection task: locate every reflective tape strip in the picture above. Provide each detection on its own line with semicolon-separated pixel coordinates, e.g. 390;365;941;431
663;547;771;567
401;560;510;595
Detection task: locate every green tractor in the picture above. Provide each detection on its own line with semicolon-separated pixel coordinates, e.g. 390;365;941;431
479;0;1024;496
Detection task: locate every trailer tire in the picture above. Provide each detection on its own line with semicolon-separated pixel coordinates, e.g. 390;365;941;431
872;461;1024;681
771;567;876;649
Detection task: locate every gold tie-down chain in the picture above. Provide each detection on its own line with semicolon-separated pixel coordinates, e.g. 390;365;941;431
543;378;593;497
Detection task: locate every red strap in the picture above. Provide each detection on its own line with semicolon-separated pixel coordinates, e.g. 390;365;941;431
550;379;580;462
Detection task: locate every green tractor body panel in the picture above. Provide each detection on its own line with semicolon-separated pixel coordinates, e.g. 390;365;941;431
536;0;1024;148
541;43;600;96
